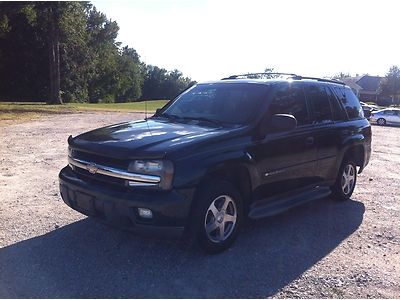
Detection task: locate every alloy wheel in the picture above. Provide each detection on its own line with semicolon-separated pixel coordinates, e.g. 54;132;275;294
204;195;237;243
341;164;356;195
377;118;386;125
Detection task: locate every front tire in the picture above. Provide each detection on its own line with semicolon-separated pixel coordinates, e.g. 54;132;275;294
377;118;386;125
193;180;243;254
331;159;357;201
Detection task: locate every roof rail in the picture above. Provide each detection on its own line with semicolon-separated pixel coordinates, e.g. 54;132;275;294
221;73;345;85
292;76;345;85
221;72;299;80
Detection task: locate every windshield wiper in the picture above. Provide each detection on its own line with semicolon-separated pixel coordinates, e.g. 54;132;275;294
179;116;224;126
158;113;180;121
157;114;225;126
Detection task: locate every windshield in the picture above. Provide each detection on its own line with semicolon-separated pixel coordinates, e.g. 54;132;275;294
160;83;269;125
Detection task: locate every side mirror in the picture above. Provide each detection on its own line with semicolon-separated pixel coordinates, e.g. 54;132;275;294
154;108;162;116
270;114;297;131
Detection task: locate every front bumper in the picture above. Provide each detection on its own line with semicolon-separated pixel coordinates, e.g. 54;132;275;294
59;166;194;238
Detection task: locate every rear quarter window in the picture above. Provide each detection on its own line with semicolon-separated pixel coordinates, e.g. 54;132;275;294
326;86;347;121
333;87;364;120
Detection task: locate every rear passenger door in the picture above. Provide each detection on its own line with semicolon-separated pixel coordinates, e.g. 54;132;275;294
393;110;400;124
304;84;346;183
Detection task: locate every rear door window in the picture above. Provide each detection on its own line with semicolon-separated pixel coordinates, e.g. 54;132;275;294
268;83;311;126
326;86;347;121
305;84;333;124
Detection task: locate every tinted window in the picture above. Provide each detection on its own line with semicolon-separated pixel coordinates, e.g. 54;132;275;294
163;83;269;125
333;87;364;119
326;86;347;121
305;85;333;124
268;83;310;126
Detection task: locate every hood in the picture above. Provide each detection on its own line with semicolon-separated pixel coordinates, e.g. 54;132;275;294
69;118;235;159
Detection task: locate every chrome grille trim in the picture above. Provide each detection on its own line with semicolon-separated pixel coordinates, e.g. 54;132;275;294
68;156;160;184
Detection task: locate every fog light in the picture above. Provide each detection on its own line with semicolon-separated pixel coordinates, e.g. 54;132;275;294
138;208;153;219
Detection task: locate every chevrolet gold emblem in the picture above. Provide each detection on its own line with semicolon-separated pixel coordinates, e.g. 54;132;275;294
87;163;99;174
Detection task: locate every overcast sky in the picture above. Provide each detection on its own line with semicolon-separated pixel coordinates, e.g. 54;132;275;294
91;0;400;82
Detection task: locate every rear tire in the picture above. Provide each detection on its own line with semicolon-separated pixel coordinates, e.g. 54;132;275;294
331;159;357;201
377;118;386;125
193;180;243;254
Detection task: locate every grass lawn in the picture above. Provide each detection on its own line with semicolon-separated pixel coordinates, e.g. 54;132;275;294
0;100;169;124
68;101;169;112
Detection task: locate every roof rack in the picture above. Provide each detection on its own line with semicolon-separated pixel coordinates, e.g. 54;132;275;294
221;72;298;80
293;76;345;85
221;72;345;85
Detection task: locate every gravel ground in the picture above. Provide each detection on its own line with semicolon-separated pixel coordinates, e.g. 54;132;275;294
0;112;399;298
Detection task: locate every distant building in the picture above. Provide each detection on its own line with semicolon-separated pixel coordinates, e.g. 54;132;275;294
342;75;383;102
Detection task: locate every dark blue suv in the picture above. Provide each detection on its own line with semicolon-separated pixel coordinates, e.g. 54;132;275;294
59;73;371;253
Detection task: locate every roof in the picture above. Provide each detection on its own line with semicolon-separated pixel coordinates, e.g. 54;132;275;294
356;75;382;92
342;75;382;92
342;77;363;91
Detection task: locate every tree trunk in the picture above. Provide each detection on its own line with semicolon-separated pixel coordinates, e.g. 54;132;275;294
47;2;62;105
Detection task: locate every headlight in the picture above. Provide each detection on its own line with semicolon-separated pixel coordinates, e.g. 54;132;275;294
128;160;174;190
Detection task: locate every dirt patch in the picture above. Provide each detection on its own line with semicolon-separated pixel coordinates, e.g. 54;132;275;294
0;113;399;298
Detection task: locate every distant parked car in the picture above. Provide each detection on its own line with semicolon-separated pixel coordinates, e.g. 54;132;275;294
360;102;373;120
370;108;400;125
360;102;379;111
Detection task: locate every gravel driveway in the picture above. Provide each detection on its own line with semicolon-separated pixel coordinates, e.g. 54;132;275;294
0;113;399;298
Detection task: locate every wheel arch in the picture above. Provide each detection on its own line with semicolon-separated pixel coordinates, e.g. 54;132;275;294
377;117;386;125
343;144;365;173
193;163;253;217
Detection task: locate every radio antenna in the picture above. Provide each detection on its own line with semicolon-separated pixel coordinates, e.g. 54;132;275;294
144;99;152;136
145;99;148;119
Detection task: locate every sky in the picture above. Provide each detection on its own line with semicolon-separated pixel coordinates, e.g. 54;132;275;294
91;0;400;82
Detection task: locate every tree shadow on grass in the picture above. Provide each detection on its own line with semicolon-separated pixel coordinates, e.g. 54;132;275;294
0;197;364;298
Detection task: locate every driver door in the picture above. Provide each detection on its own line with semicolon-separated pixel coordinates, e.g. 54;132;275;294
249;82;318;196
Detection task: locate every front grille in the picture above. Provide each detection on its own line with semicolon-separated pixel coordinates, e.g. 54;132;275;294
74;166;128;189
70;150;129;188
68;149;160;189
73;150;130;170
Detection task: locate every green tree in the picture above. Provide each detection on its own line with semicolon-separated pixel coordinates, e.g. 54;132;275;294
58;2;91;102
0;2;48;101
142;65;168;99
142;66;195;100
332;72;351;80
0;1;89;104
0;1;195;104
115;46;143;102
379;66;400;105
86;7;121;103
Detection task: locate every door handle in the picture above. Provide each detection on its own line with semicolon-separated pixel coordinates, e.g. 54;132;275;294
305;137;314;145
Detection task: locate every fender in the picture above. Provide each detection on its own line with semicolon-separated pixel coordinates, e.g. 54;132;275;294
337;131;369;174
172;146;259;190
